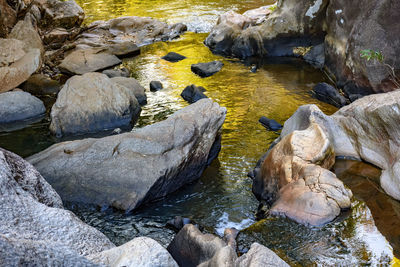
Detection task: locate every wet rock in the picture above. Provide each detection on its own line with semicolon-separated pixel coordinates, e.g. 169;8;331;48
9;20;43;56
59;48;122;75
167;216;192;231
0;39;41;93
303;43;325;68
0;91;45;124
102;67;130;78
0;148;115;259
39;0;85;29
29;99;226;211
162;52;186;62
324;0;400;93
223;228;239;248
312;82;347;108
49;72;141;136
88;237;178;267
22;74;61;95
167;224;234;267
258;116;282;131
253;123;352;226
112;128;122;135
235;243;289;267
191;61;224;78
181;84;208;103
348;94;363;102
150;80;163;91
111;76;147;105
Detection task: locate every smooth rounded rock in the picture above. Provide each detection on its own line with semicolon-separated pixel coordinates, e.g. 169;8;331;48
181;84;208;103
161;52;186;62
111;76;147;105
150;80;163;91
191;61;224;78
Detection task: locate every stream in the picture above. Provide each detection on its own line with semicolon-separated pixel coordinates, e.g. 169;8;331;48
1;0;400;265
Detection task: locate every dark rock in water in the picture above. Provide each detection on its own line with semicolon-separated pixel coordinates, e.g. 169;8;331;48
303;43;325;68
181;84;208;103
162;52;186;62
150;81;163;91
191;61;224;78
0;91;45;124
167;216;192;231
29;99;226;212
0;148;115;261
258;116;282;131
111;77;147;106
312;82;347;108
22;74;61;95
349;94;364;102
250;65;257;73
49;72;141;137
102;67;130;78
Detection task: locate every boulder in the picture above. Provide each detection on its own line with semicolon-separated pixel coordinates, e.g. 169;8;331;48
111;76;147;105
162;52;186;62
88;237;178;267
29;99;226;211
258;116;282;131
49;72;141;136
303;43;325;68
205;0;328;58
324;0;400;94
39;0;85;29
102;67;130;78
235;243;289;267
150;80;163;91
0;0;17;37
191;61;224;78
9;20;44;55
0;91;45;124
181;84;208;103
167;224;235;267
253;122;352;226
0;148;115;258
59;48;122;75
22;73;61;95
73;17;186;57
312;82;347;108
242;6;274;25
43;27;70;45
0;39;41;93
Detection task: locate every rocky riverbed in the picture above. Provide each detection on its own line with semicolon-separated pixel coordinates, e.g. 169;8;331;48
1;0;400;265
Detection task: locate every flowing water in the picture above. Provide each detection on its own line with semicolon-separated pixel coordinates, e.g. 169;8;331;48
1;0;400;265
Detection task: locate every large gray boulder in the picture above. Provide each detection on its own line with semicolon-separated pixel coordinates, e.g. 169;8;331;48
111;76;147;105
29;99;226;211
252;89;400;224
49;72;141;136
0;147;115;259
0;91;46;124
235;243;289;267
0;38;41;93
88;237;178;267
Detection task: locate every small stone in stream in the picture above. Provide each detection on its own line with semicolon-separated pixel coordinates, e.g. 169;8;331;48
166;216;192;231
112;128;122;135
181;84;208;103
102;68;130;78
312;82;347;108
191;61;224;78
258;116;282;131
150;81;163;91
161;52;186;62
250;65;257;73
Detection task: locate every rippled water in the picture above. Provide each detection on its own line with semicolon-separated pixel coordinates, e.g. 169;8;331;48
2;0;400;265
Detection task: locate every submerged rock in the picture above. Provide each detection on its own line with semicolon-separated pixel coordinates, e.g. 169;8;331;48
49;72;141;136
258;116;282;131
102;67;130;78
162;52;186;62
191;61;224;78
312;82;347;108
29;99;226;211
150;80;163;91
111;76;147;105
0;91;45;124
0;148;115;260
181;84;208;103
88;237;178;267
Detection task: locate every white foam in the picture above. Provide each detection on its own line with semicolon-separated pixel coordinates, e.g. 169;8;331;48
215;212;254;236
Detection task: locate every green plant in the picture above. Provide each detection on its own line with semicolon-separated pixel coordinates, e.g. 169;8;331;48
360;49;400;89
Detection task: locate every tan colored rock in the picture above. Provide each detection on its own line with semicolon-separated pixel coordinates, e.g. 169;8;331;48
0;0;17;37
9;20;43;56
0;39;26;67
